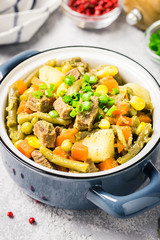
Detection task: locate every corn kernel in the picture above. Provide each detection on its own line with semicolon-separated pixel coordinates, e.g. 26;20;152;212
62;63;72;74
97;66;118;78
99;119;110;129
56;82;68;96
136;122;147;135
55;67;62;72
46;59;56;67
28;136;41;149
130;96;145;111
96;85;108;95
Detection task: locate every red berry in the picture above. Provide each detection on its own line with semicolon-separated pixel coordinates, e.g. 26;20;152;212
29;217;35;224
7;212;13;218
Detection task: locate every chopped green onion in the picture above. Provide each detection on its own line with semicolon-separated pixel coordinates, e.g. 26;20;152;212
59;90;66;97
104;108;108;113
49;84;55;91
63;75;75;86
97;115;103;120
70;109;78;118
82;101;92;111
87;91;94;96
94;92;101;97
83;74;90;82
49;110;59;118
72;100;79;108
81;82;91;92
99;94;110;104
112;88;119;95
45;89;53;97
39;83;48;90
107;98;115;106
62;95;72;104
89;76;98;84
81;93;91;101
106;105;117;117
32;91;43;99
76;103;84;113
71;92;80;101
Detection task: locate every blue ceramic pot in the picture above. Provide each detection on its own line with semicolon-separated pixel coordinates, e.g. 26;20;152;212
0;46;160;218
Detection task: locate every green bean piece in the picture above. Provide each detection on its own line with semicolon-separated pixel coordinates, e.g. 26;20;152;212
117;123;152;165
9;125;24;144
6;85;19;128
67;79;83;95
23;69;39;87
40;146;89;173
18;112;72;126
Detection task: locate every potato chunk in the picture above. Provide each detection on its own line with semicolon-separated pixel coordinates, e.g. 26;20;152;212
79;129;115;163
39;65;65;89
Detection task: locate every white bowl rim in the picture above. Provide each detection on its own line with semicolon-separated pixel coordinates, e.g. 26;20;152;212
0;46;160;179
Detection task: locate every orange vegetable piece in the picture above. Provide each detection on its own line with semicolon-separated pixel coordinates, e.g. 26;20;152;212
98;158;118;171
104;116;115;125
53;146;68;158
56;128;78;146
17;101;33;114
121;126;132;141
138;114;152;123
31;84;39;91
17;139;35;158
31;77;44;86
71;142;88;161
100;76;119;92
117;140;124;153
116;115;133;126
13;80;27;95
113;102;129;115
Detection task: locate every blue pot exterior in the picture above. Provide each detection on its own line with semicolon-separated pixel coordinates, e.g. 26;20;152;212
0;141;159;211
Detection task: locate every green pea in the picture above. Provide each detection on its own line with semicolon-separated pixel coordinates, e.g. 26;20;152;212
21;122;33;134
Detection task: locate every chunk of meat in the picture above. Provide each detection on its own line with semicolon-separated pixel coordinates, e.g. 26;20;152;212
65;68;81;80
26;94;50;113
31;150;55;169
33;120;56;148
74;96;99;131
53;97;72;119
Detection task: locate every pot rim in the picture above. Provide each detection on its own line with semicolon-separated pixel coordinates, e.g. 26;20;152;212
0;45;160;179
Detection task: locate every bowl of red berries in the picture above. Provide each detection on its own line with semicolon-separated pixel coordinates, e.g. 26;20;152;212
61;0;122;29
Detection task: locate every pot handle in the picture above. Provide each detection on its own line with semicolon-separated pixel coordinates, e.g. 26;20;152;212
0;50;39;81
86;161;160;218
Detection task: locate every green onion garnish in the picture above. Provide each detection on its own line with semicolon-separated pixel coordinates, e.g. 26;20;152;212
71;92;80;101
45;89;53;98
81;93;91;101
76;103;84;113
82;101;92;111
112;88;119;95
32;91;43;99
99;94;110;104
106;105;117;117
49;110;59;118
97;115;103;120
49;84;55;91
63;75;75;86
107;98;115;106
39;83;48;90
72;100;79;108
94;92;101;97
62;95;72;104
70;109;78;118
83;74;90;82
81;82;91;92
104;108;108;113
89;76;98;84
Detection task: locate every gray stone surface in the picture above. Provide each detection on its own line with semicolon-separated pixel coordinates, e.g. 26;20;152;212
0;8;160;240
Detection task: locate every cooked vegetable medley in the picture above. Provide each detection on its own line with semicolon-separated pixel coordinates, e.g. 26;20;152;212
6;57;153;173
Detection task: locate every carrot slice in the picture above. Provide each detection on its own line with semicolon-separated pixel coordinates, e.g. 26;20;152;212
100;76;119;92
116;115;133;126
13;80;27;95
71;142;88;161
121;126;132;141
53;146;68;158
117;140;124;153
138;114;152;123
17;139;35;158
17;101;33;114
113;103;129;115
56;128;78;146
31;77;44;86
98;158;118;171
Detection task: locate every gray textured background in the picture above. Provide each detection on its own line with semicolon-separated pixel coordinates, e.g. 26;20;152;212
0;8;160;240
